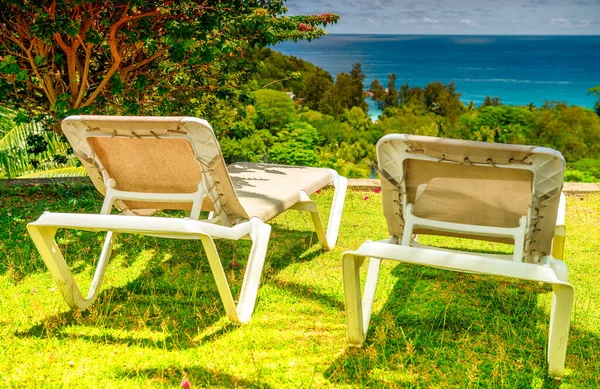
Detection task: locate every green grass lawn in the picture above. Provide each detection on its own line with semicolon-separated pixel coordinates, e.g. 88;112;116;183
1;183;599;388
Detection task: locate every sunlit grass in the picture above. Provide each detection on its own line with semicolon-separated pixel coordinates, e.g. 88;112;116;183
0;183;598;388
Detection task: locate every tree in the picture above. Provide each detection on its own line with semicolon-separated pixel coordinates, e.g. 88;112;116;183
373;106;439;137
398;83;426;113
318;70;363;118
384;74;398;109
369;78;385;108
481;96;502;108
249;47;327;96
349;63;368;113
0;1;338;134
423;81;464;118
588;85;600;116
268;121;320;166
302;71;334;111
0;106;81;178
251;89;297;132
220;129;273;164
343;106;370;132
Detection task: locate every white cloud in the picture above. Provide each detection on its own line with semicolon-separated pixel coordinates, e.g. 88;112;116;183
551;17;571;25
461;18;481;27
551;17;592;27
400;19;418;25
423;17;440;23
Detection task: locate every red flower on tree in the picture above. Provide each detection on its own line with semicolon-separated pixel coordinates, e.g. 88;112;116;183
298;23;314;32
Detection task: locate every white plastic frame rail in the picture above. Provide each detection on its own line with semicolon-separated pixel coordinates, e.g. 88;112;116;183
27;171;346;325
342;193;573;379
28;214;271;324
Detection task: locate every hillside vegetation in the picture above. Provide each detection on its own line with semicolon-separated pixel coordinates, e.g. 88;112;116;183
216;49;600;180
2;48;600;180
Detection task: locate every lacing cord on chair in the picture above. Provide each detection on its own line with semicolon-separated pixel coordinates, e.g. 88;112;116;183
404;141;536;166
525;191;559;261
85;126;187;137
195;157;234;225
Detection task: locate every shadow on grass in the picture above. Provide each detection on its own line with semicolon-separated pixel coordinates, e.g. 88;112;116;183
14;220;326;349
113;365;276;388
324;262;575;388
269;279;346;311
0;183;103;278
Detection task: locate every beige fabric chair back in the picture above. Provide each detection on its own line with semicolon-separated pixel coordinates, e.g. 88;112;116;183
62;116;249;225
377;134;565;263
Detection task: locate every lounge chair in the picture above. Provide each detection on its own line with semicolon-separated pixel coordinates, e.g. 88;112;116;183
342;134;572;379
27;115;347;324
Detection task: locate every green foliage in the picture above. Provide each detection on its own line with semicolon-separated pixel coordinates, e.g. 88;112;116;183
370;79;464;124
374;106;440;137
243;54;600;181
250;89;298;132
250;48;330;97
303;72;335;111
3;39;599;183
565;159;600;182
588;85;600;116
343;107;371;133
0;1;338;168
481;96;503;108
220;130;273;164
0;106;78;178
268;122;321;166
317;64;368;118
459;105;534;144
299;110;351;146
564;169;596;182
530;103;600;161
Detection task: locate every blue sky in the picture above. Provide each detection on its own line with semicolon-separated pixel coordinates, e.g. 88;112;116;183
285;0;600;35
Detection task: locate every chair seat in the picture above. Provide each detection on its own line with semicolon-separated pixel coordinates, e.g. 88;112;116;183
228;162;333;222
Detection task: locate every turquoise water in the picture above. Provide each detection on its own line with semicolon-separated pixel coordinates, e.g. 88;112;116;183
276;35;600;117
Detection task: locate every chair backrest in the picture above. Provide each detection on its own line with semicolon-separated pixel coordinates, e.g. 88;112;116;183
377;134;565;263
62;115;249;225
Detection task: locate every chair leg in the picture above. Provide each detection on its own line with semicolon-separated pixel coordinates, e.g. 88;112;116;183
342;252;382;346
237;219;272;323
87;232;117;300
27;225;113;310
198;234;238;322
293;174;348;250
325;174;348;249
547;283;574;379
199;218;271;324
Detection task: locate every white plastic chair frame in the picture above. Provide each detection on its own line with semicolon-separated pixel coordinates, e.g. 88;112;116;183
342;134;573;379
28;116;347;324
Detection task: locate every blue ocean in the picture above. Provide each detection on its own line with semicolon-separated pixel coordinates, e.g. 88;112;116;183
275;35;600;118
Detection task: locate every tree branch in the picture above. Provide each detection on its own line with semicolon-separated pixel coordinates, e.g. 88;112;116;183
82;9;161;107
74;41;92;108
7;20;57;105
122;48;167;76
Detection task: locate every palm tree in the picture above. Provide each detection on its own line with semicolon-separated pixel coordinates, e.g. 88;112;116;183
0;106;85;178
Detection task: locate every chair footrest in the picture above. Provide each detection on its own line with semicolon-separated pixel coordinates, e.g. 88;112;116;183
29;212;254;240
349;240;570;286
